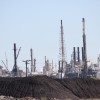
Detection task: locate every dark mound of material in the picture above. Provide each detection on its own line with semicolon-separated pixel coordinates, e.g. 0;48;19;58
0;76;78;100
0;76;100;99
57;78;100;99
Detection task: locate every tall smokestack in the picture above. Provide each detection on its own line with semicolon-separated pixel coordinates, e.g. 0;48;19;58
30;48;34;73
82;47;84;62
34;59;36;72
13;43;17;76
77;47;80;62
60;20;65;72
73;47;76;66
58;61;60;72
82;18;87;77
61;20;62;26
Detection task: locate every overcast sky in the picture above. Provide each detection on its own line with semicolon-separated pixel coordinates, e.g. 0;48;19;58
0;0;100;72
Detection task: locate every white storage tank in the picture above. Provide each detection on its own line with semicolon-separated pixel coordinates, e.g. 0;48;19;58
57;72;64;79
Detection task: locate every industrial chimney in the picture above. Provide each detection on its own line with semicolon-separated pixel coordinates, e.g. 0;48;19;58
77;47;80;62
13;43;18;76
30;48;34;73
73;47;76;66
34;59;36;72
82;18;87;77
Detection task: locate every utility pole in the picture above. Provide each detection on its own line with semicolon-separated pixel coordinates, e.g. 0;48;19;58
23;60;31;77
82;18;87;77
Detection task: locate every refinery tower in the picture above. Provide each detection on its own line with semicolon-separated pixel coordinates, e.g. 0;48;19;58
58;20;67;78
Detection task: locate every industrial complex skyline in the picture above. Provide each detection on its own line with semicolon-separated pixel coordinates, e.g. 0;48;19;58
0;0;100;72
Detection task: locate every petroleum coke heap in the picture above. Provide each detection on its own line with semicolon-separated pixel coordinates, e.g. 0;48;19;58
0;76;78;100
0;76;100;100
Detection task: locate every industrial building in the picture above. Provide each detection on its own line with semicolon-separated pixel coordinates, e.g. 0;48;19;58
0;18;100;79
43;56;57;77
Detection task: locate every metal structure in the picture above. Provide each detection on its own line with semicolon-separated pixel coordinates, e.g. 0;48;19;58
1;60;10;74
45;56;50;72
82;18;87;77
23;60;31;77
5;52;8;69
82;47;84;62
12;43;21;77
73;47;76;66
34;59;36;72
13;43;17;76
58;61;61;72
58;20;66;78
30;48;34;73
98;54;100;70
77;47;80;62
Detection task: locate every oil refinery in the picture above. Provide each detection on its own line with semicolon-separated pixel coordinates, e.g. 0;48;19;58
0;18;100;79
